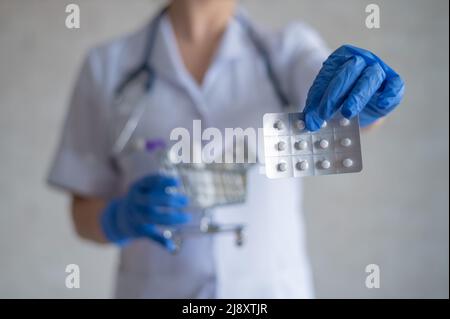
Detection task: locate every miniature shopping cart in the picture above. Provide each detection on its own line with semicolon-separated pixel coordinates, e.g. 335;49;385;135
137;139;254;251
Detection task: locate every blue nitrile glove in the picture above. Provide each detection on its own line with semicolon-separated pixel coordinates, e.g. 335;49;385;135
100;174;191;252
304;44;405;130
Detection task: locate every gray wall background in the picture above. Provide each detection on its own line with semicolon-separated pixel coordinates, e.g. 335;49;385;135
0;0;448;298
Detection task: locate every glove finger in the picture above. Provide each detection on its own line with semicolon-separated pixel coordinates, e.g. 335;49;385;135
337;44;378;64
148;208;192;226
131;192;189;216
340;63;386;119
149;192;189;208
305;55;367;131
142;224;177;252
151;175;181;190
373;73;405;110
132;175;180;193
303;54;351;115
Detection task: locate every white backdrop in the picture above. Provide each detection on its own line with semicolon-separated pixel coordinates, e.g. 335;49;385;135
0;0;448;298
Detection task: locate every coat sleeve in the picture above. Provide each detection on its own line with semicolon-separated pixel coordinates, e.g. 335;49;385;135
47;49;120;198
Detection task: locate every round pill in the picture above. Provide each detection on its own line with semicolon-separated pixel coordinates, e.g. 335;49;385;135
276;141;286;151
321;160;331;169
294;140;308;150
163;229;173;239
343;158;354;168
340;138;352;147
296;120;305;130
319;139;329;149
273;120;284;130
296;160;309;171
340;118;351;127
321;121;327;128
277;162;288;172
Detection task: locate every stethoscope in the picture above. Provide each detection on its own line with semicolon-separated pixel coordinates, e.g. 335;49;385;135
111;6;290;157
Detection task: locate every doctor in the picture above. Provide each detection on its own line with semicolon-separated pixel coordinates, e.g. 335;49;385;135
48;0;404;298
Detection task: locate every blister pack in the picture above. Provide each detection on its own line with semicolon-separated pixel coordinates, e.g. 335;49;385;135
263;112;363;178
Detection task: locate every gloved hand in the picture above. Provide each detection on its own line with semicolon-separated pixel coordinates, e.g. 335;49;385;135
304;44;405;130
100;174;191;252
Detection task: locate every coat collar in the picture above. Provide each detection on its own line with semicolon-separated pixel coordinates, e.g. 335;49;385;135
148;10;248;91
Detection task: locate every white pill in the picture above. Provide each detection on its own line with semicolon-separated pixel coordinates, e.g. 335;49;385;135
319;139;329;149
276;141;286;151
296;120;305;130
273;120;284;130
340;138;352;147
163;229;173;239
295;140;308;150
296;160;309;171
321;160;331;169
343;158;354;168
321;121;328;128
277;162;288;172
340;118;351;127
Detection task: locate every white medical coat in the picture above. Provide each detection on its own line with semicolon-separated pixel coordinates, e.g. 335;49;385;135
48;10;330;298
